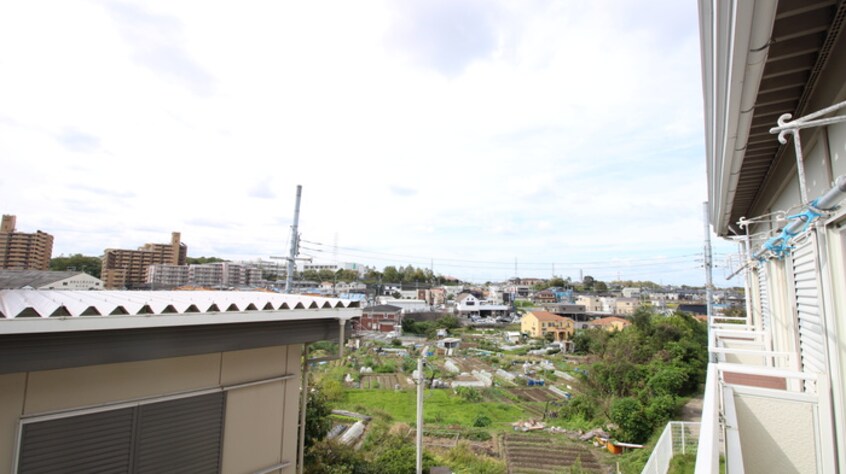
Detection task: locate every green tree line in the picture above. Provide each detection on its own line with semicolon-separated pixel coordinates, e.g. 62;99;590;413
567;308;708;444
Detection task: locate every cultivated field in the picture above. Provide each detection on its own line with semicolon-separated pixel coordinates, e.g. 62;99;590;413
359;373;412;390
502;434;606;474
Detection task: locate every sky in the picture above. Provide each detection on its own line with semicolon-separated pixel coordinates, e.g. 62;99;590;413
0;0;741;286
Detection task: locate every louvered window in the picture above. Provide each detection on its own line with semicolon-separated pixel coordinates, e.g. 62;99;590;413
789;233;827;393
17;392;225;473
755;266;771;334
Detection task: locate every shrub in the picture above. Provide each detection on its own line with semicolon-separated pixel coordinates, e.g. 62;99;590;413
463;430;492;441
455;386;482;402
473;414;492;427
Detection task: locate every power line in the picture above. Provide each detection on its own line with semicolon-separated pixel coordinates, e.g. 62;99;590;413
299;245;705;273
299;239;704;268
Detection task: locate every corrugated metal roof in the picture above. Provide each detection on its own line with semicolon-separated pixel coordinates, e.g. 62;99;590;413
0;290;359;319
0;270;101;289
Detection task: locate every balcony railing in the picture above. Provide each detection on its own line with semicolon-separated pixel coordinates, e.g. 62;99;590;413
641;421;701;474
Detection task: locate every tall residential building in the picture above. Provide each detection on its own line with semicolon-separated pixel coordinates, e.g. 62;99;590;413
102;232;187;289
0;215;53;270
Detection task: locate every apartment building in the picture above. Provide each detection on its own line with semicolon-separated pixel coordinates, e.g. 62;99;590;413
147;262;264;289
0;215;53;271
101;232;187;289
146;264;189;288
686;1;846;472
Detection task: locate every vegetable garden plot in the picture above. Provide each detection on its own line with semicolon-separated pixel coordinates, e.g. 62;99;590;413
502;434;604;473
508;388;559;403
359;373;412;390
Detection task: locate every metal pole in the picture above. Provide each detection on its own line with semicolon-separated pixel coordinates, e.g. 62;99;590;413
703;202;717;364
286;185;303;293
297;343;309;474
338;318;345;359
743;232;754;328
703;202;714;321
416;357;424;474
790;130;810;204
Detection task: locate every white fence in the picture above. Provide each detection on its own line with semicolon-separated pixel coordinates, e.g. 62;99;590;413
641;421;701;474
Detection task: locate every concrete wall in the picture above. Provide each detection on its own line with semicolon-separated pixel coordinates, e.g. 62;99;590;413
0;345;303;474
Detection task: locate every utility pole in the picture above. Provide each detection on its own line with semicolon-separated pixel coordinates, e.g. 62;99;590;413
703;202;717;362
703;202;714;318
416;357;424;474
286;185;303;293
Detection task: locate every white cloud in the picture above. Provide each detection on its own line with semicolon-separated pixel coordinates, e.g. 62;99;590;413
0;0;739;285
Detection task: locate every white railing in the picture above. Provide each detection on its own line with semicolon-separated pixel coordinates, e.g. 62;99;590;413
641;421;701;474
695;364;721;474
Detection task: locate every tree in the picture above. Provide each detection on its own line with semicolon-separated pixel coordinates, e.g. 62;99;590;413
646;365;688;397
50;254;102;278
305;440;373;474
436;315;461;330
336;269;359;282
303;379;332;450
382;266;400;283
610;397;651;443
594;281;608;292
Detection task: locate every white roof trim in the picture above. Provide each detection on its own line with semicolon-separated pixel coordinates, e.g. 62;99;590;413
0;290;361;333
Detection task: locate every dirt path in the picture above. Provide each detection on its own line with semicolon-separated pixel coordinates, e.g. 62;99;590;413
681;396;703;422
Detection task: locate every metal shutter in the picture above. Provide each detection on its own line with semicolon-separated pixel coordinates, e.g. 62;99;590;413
790;233;827;391
18;407;135;474
756;266;771;334
18;393;225;474
134;392;225;474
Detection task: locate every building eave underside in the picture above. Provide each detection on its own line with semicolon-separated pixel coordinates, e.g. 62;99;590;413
716;0;846;235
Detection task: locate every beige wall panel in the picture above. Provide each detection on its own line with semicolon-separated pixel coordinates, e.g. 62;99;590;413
772;175;800;215
220;346;288;386
222;382;285;474
803;140;831;198
0;373;26;474
735;394;816;474
24;353;220;415
830;117;846;178
281;344;302;465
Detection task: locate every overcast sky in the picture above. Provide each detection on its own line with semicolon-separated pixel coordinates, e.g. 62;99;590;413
0;0;741;286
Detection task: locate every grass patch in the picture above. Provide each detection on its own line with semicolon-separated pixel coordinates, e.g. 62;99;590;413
338;389;525;427
668;453;696;474
328;414;360;424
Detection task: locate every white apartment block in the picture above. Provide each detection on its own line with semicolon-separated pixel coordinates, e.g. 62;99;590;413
147;263;262;288
643;3;846;473
146;264;189;287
